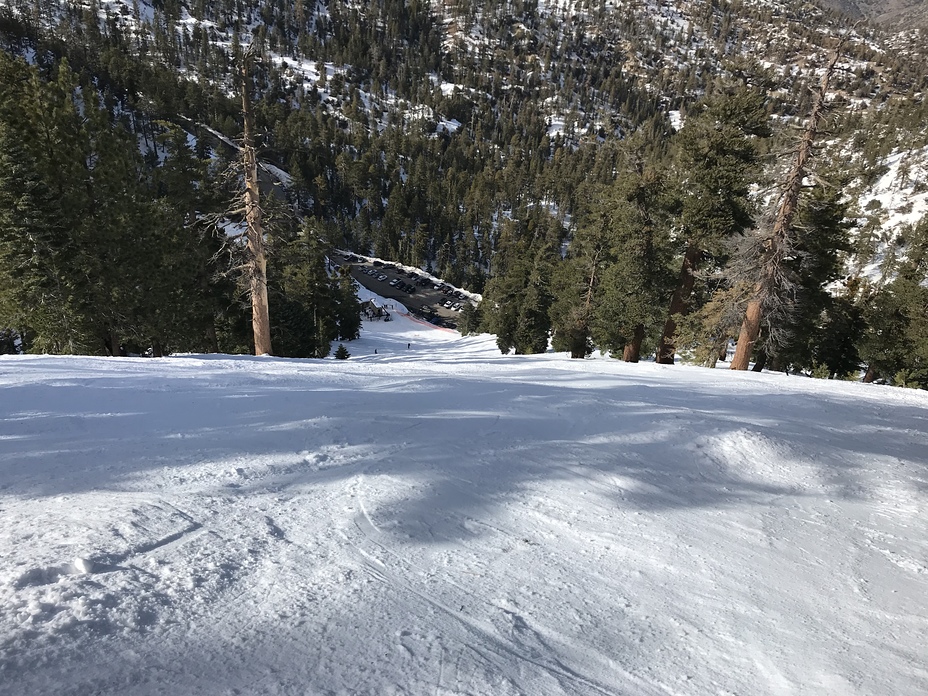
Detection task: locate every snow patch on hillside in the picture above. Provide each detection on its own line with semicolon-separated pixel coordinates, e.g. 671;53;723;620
861;147;928;229
852;144;928;281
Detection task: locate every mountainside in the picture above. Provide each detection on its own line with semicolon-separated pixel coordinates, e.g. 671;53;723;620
820;0;928;26
8;0;923;259
1;0;927;383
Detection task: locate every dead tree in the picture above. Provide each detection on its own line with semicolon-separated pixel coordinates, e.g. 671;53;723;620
729;47;843;370
241;45;273;356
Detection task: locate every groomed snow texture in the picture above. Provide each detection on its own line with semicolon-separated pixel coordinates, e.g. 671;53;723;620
1;310;926;695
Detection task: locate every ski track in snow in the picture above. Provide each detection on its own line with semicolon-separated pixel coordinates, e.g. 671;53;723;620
1;312;927;694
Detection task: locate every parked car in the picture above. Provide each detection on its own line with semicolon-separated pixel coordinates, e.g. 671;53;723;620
377;274;388;281
373;260;383;267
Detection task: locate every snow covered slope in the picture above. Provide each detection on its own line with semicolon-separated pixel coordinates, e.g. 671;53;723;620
1;312;927;695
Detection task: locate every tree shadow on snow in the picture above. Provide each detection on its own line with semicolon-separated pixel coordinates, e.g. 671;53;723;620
1;355;925;522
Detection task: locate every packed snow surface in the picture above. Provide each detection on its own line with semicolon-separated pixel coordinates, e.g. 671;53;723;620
1;310;927;695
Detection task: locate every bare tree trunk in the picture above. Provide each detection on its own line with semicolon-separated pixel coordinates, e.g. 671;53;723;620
658;242;701;364
731;296;763;369
731;47;843;370
242;46;273;356
862;364;877;383
769;354;784;373
752;349;767;372
623;324;645;362
206;322;219;354
568;248;600;360
706;339;726;368
105;331;119;357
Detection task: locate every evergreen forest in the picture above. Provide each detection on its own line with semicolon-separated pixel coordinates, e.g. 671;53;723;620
1;0;927;386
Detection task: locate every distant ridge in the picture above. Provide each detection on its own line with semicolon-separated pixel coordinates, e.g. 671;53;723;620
818;0;928;26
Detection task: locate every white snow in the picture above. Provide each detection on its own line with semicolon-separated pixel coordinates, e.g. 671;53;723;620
438;118;462;134
260;162;293;187
850;144;928;282
201;123;240;152
860;147;928;233
548;116;566;138
1;311;927;695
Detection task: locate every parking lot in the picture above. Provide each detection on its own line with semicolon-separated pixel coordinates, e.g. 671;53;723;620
338;254;475;328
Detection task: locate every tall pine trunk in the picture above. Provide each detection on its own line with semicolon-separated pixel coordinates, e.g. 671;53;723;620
241;47;273;356
769;354;785;373
730;47;842;370
206;322;219;354
623;324;645;362
657;242;700;364
731;296;764;369
104;330;120;357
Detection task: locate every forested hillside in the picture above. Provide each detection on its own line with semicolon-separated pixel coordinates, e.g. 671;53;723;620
820;0;928;26
1;0;926;385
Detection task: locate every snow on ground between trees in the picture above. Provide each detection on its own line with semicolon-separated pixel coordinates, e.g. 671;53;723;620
0;312;926;695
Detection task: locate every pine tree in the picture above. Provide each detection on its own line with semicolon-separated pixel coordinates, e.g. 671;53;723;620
0;55;95;353
332;268;362;341
762;182;860;375
482;215;558;355
657;85;770;364
591;159;673;362
0;120;89;352
482;221;532;354
457;302;482;335
731;49;842;370
269;223;360;358
240;45;273;356
144;122;230;355
549;196;609;358
514;253;554;354
857;216;928;387
79;88;157;355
